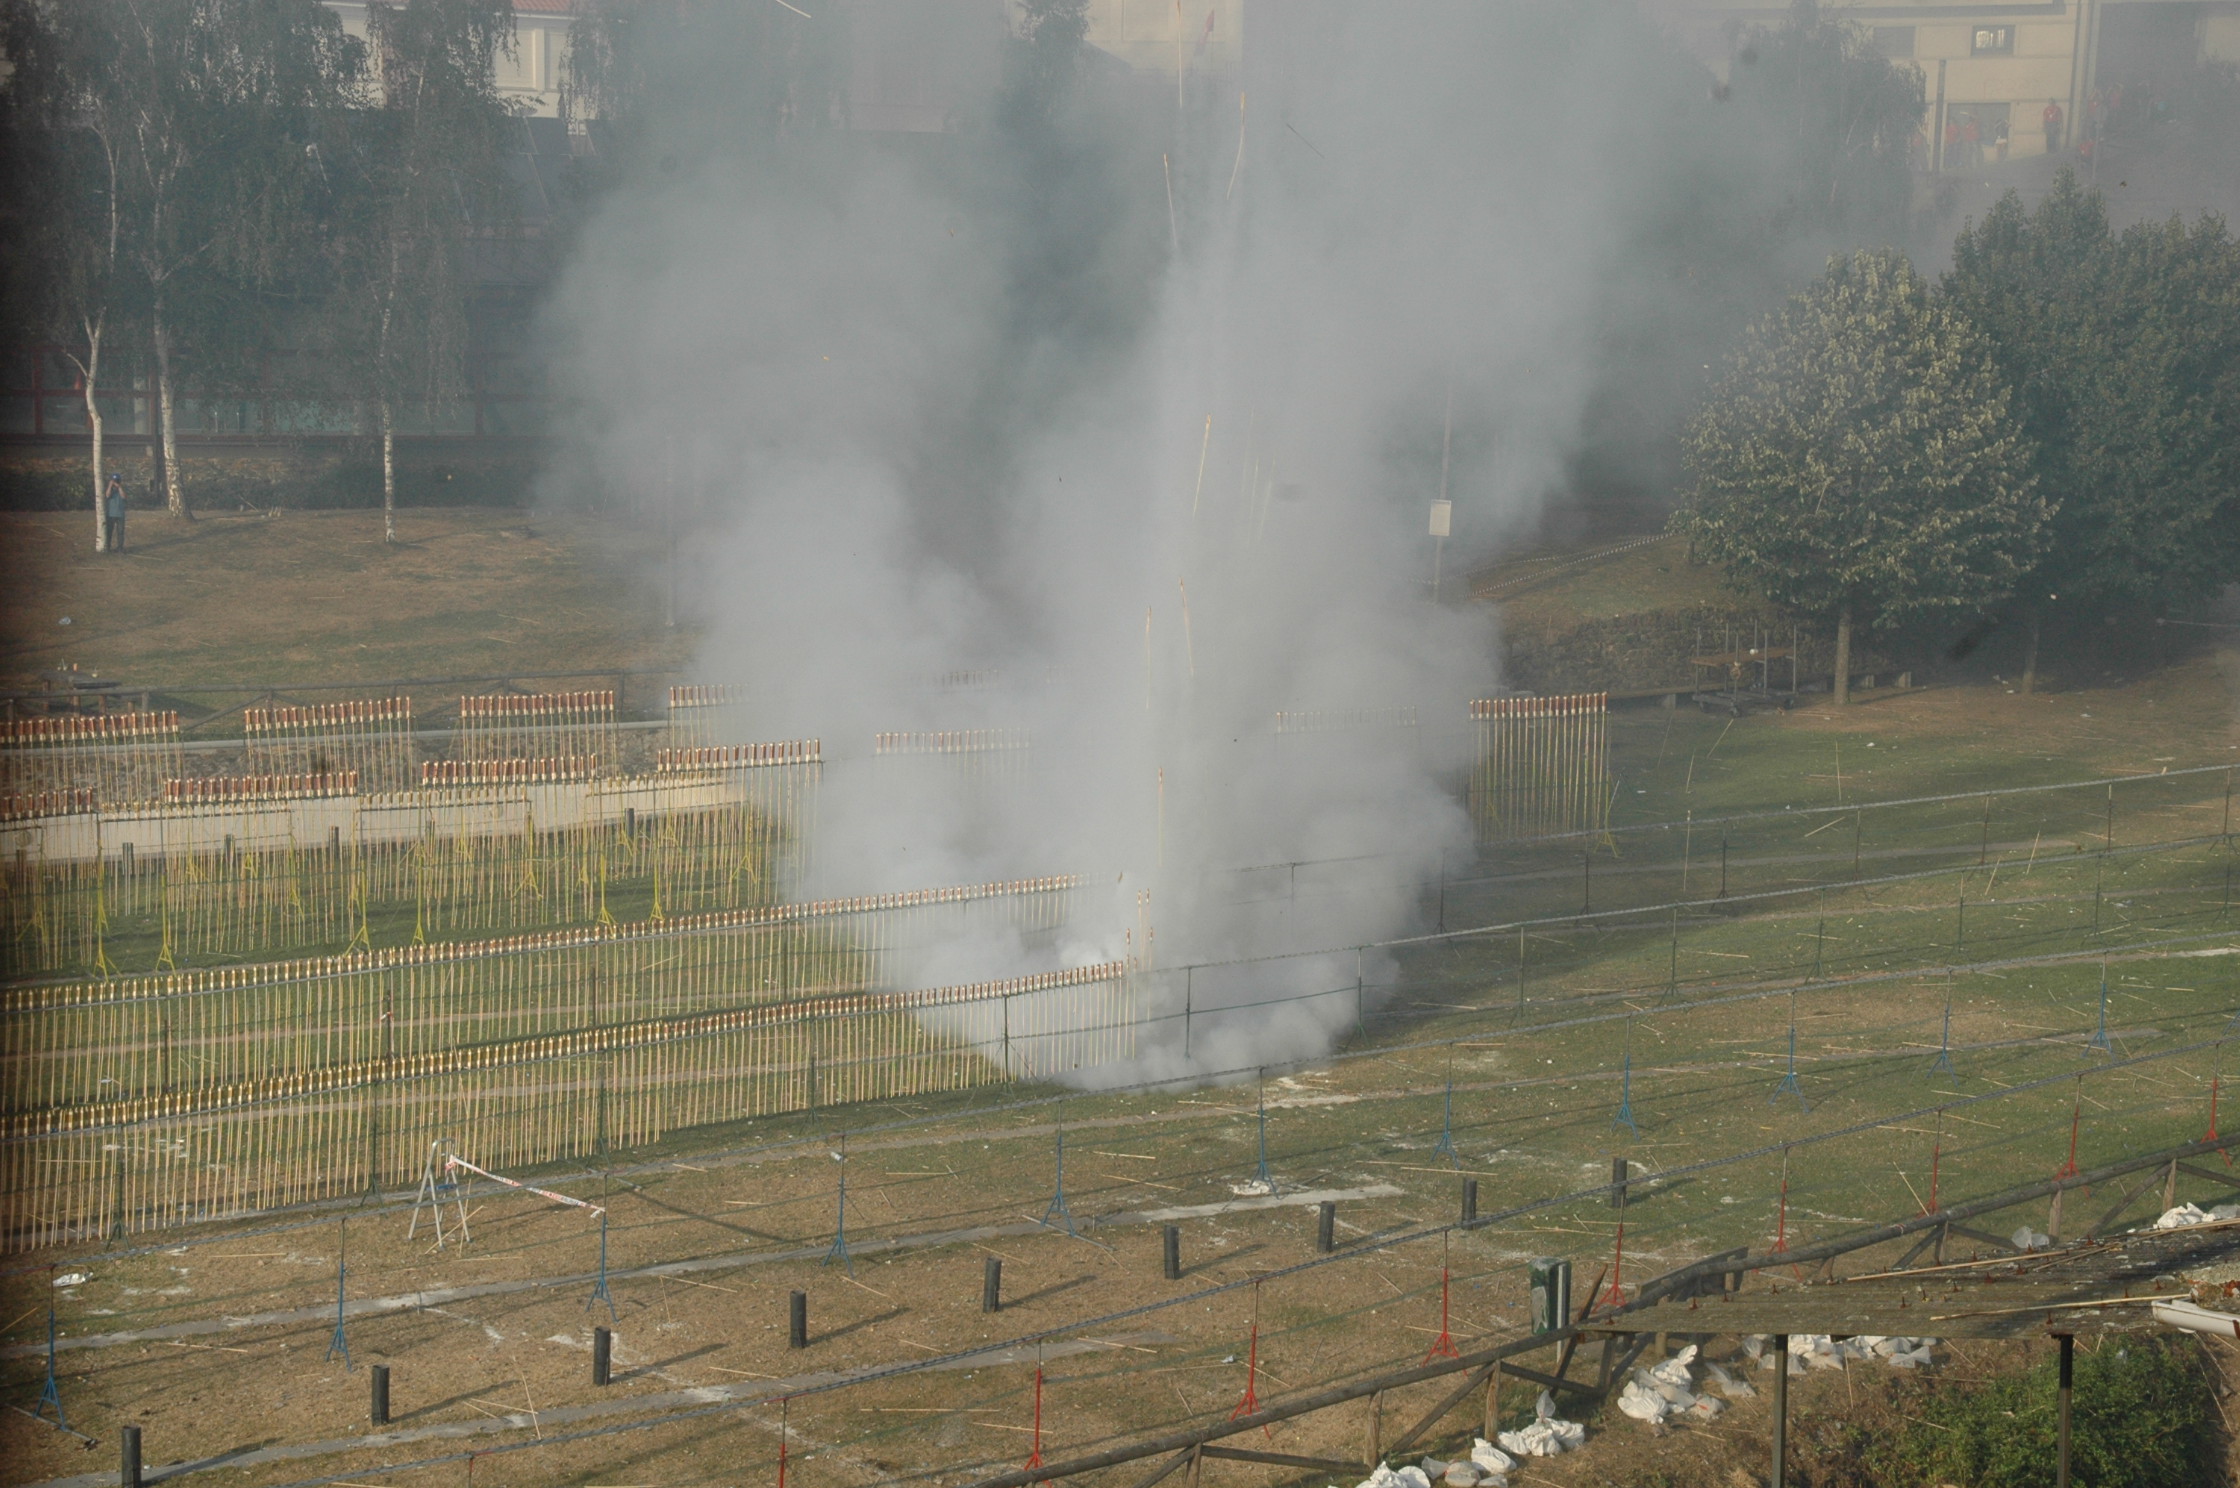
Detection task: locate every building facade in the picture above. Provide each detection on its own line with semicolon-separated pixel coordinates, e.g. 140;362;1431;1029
1647;1;2240;171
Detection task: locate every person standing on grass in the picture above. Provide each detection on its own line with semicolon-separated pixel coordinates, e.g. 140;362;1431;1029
103;473;127;553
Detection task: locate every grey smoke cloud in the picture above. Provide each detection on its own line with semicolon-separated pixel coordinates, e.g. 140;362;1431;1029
542;2;1834;1083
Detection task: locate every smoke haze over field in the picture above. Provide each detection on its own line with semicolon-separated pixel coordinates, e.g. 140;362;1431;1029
544;1;1899;1081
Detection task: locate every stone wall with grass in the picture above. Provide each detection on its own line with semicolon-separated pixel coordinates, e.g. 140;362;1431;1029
1500;601;1896;696
0;440;539;513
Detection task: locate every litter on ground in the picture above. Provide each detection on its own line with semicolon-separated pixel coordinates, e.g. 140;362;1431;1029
1495;1390;1586;1457
1617;1343;1730;1426
2154;1202;2240;1230
1743;1333;1935;1373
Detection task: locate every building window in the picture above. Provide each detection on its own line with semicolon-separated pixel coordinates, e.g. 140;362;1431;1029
1871;26;1915;59
1971;25;2015;56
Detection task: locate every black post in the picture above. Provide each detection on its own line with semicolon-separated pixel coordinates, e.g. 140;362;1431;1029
2057;1333;2074;1488
1611;1156;1628;1210
788;1290;808;1349
1461;1178;1479;1227
1718;835;1728;898
1581;851;1591;914
982;1256;1002;1314
1316;1201;1336;1253
592;1325;613;1385
1770;1334;1789;1488
120;1425;141;1488
1162;1225;1181;1280
370;1364;391;1425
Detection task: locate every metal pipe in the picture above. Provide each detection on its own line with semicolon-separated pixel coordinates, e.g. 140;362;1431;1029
1770;1335;1788;1488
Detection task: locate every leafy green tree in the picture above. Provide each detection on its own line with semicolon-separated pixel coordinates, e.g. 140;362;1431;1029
0;0;142;550
1574;0;1926;501
1003;0;1090;128
1719;2;1925;240
1675;249;2047;704
1945;172;2240;689
332;0;516;542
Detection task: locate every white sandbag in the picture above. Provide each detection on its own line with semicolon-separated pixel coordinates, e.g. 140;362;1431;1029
1496;1392;1586;1456
1704;1361;1756;1398
1791;1334;1845;1370
1617;1378;1669;1422
1649;1345;1699;1388
1469;1438;1515;1475
1441;1464;1482;1487
2011;1225;2053;1251
1354;1465;1431;1488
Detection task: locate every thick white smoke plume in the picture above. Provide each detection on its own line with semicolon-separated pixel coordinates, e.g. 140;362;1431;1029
547;3;1787;1082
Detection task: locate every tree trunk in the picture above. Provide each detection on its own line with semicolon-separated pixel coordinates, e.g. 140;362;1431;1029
2020;607;2041;696
1833;606;1853;706
151;305;187;518
79;332;107;553
381;398;397;543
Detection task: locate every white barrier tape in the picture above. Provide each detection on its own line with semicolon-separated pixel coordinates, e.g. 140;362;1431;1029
443;1155;607;1215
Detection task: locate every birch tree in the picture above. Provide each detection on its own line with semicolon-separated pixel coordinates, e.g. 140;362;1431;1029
335;0;515;542
110;0;358;517
1675;250;2047;704
0;0;136;550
